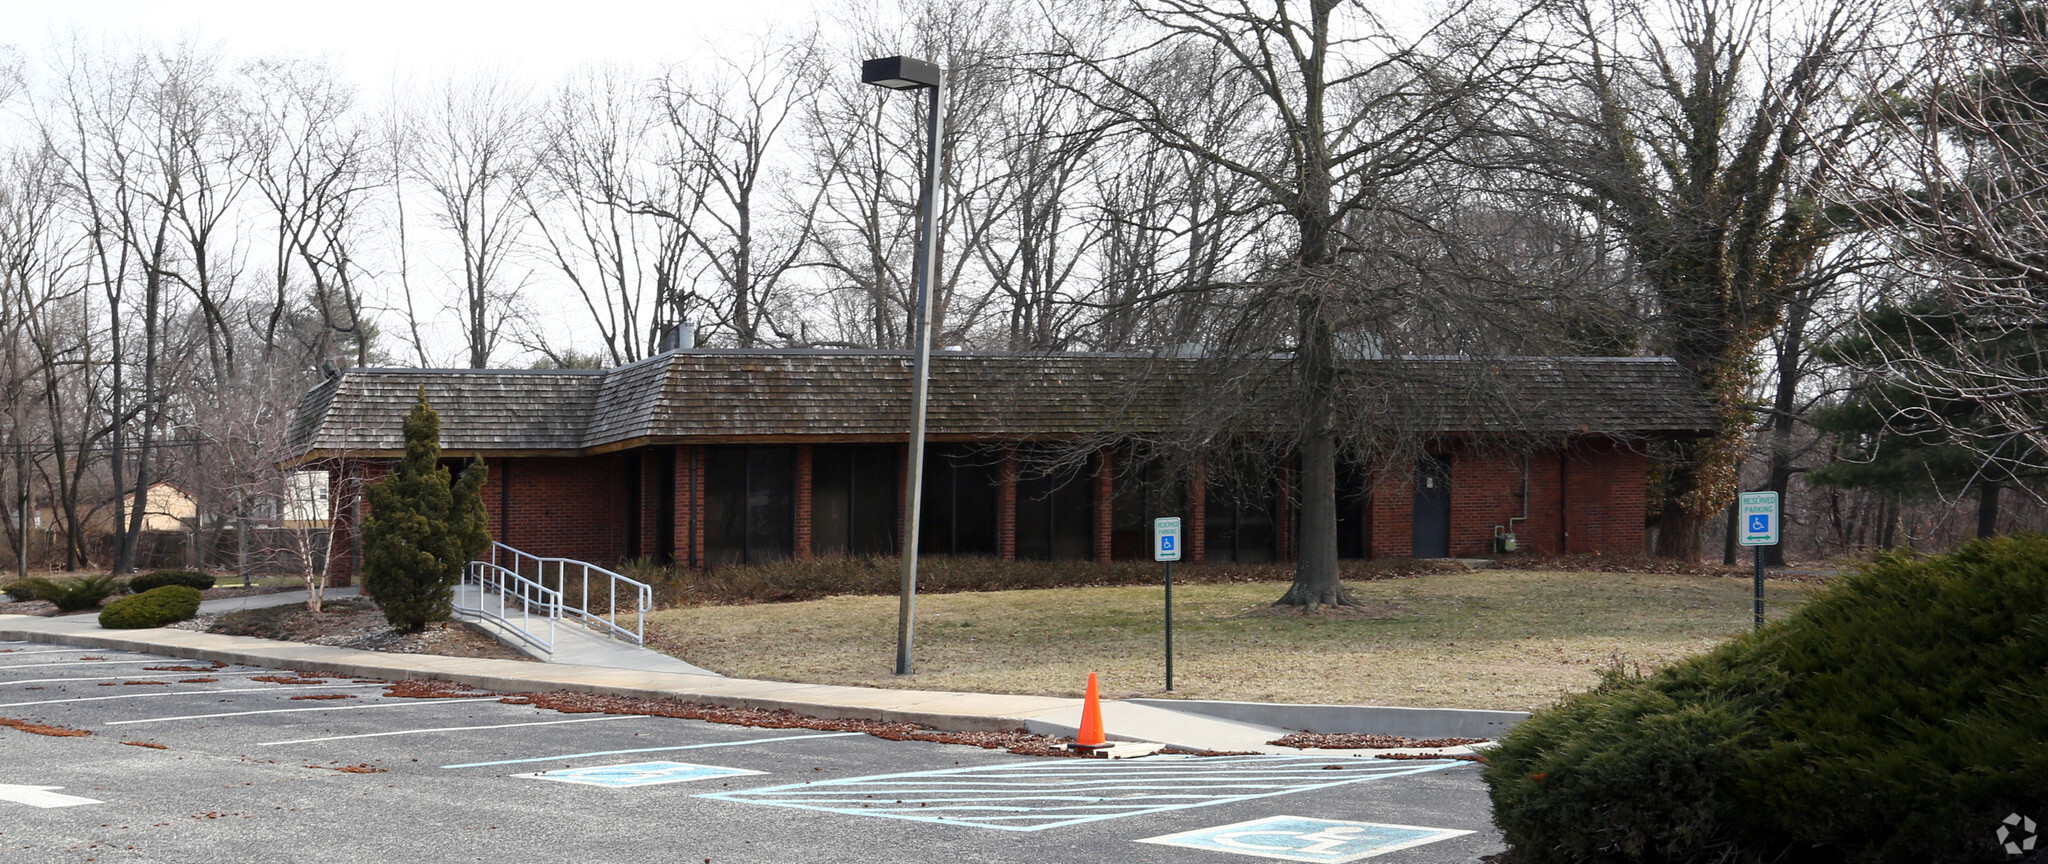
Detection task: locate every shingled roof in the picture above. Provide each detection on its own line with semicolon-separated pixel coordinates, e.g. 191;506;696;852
287;349;1717;460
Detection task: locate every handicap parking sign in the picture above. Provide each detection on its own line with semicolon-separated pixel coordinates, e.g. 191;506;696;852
1748;514;1769;533
1137;815;1473;862
516;761;763;788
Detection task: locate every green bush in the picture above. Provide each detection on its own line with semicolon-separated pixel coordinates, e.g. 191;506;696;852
6;574;124;612
1484;534;2048;864
361;390;490;634
97;585;203;629
129;570;216;592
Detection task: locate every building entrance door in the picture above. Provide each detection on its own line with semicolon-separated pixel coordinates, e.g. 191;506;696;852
1412;454;1451;558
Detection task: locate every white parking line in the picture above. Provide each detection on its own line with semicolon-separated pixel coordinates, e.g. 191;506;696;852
0;671;263;688
259;714;644;746
107;697;491;725
0;683;387;709
0;659;187;671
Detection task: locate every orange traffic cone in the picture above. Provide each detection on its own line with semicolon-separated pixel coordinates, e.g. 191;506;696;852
1070;672;1108;754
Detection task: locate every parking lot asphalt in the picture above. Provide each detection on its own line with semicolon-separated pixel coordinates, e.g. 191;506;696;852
0;639;1504;864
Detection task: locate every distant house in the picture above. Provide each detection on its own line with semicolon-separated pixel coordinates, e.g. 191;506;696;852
287;350;1716;583
116;482;199;534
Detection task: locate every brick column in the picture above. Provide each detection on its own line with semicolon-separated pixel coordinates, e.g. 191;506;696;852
1188;464;1206;563
1094;447;1114;562
794;444;814;560
997;447;1018;560
673;445;702;569
638;450;662;561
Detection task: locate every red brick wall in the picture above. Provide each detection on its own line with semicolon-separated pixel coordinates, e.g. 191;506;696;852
326;436;1653;574
1562;439;1648;555
1356;441;1645;559
1188;466;1207;563
486;454;633;565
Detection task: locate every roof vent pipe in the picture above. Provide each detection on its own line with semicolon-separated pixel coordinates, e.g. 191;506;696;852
661;322;695;352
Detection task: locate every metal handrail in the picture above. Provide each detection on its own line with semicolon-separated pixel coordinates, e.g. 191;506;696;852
489;541;652;645
455;560;560;655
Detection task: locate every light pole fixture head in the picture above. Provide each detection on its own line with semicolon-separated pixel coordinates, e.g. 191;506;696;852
861;55;941;90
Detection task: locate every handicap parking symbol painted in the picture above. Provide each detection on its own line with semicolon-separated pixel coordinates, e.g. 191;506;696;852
1138;815;1473;862
1748;514;1770;533
516;761;763;788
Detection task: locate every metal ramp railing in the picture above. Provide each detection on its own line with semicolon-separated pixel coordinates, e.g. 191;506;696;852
455;561;561;655
487;542;652;645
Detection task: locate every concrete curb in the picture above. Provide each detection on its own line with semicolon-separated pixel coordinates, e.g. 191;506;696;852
0;616;1070;735
1125;698;1528;739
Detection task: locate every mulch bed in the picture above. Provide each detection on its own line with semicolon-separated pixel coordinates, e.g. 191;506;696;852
193;599;533;662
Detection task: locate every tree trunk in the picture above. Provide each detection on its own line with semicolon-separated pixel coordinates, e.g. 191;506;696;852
1655;496;1707;561
1722;501;1738;566
1279;433;1352;607
1977;483;2001;539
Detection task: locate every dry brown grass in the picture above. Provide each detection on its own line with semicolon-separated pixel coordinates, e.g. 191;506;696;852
645;569;1816;711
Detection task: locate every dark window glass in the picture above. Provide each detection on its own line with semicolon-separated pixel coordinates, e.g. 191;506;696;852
704;446;794;565
1205;462;1275;563
812;445;898;557
746;448;794;563
705;450;747;566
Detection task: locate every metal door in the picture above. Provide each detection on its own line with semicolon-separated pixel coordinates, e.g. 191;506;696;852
1412;454;1451;558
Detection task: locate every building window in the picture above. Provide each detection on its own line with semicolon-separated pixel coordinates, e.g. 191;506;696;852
705;446;795;565
1111;452;1185;560
1015;447;1096;561
1205;460;1275;563
811;444;898;556
919;444;1001;556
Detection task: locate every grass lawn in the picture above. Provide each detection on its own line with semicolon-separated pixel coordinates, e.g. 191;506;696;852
645;569;1816;711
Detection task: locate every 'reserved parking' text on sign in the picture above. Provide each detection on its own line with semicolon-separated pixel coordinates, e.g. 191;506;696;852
1738;491;1779;547
1154;517;1182;562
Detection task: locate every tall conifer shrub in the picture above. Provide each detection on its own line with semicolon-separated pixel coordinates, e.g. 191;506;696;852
360;390;490;633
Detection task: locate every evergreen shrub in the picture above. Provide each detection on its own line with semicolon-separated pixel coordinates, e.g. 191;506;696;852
129;570;216;592
7;574;124;611
360;390;490;633
1484;534;2048;864
97;585;203;629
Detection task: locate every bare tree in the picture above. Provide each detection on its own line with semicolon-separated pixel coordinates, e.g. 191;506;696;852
648;36;829;348
1048;0;1545;606
1504;0;1888;558
523;64;676;365
241;57;380;371
404;72;535;368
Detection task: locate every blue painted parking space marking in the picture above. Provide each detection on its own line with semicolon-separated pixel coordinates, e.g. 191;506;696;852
518;761;764;788
696;754;1465;832
1137;815;1473;862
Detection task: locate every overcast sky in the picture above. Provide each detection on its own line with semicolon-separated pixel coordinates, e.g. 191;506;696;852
0;0;826;88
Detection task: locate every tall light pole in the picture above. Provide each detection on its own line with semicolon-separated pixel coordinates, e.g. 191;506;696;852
862;55;944;676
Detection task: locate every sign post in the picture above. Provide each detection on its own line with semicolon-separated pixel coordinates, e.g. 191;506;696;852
1154;517;1182;691
1737;491;1780;630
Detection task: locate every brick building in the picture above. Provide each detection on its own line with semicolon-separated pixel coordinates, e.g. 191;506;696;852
286;350;1715;583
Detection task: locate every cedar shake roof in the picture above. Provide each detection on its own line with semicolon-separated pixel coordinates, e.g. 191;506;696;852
287;350;1718;459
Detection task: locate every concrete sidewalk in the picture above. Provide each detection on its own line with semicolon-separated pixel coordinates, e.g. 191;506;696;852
0;612;1503;755
196;586;361;615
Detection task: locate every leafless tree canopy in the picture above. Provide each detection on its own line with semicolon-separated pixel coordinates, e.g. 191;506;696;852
0;1;2039;574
